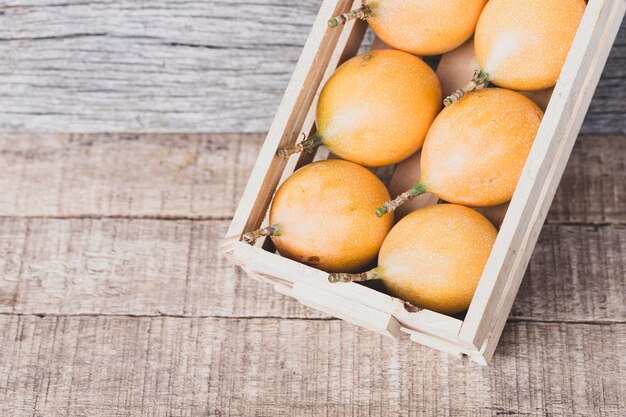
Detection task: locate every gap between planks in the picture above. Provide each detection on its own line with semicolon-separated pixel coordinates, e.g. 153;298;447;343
0;214;235;221
0;215;623;227
0;311;624;326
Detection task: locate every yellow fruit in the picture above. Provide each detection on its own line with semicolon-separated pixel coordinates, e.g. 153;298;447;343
377;88;543;216
243;160;393;273
329;0;488;56
476;0;585;91
331;204;498;315
444;0;585;105
277;50;441;167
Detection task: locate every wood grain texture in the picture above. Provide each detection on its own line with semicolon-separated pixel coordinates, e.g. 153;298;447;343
0;216;623;322
0;1;623;413
0;218;324;318
511;224;625;322
0;0;319;133
0;133;624;223
0;2;624;134
0;133;260;219
0;315;624;417
549;136;626;224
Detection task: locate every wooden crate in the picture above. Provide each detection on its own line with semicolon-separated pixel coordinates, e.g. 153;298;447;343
222;0;625;365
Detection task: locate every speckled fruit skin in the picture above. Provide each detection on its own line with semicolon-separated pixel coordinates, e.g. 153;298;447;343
475;0;586;91
270;160;394;273
317;49;441;167
421;88;543;207
378;204;497;315
366;0;488;56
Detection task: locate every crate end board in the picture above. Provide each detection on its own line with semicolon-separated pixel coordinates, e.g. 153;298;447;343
223;0;625;364
231;241;487;363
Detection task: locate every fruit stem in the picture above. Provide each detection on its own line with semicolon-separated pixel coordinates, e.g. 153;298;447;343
376;183;427;217
328;4;372;27
328;268;383;283
276;132;323;159
443;70;490;107
242;224;281;245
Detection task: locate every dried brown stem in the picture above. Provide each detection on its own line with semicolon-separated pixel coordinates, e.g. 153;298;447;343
444;70;490;107
328;268;383;283
376;183;427;217
276;132;323;159
328;5;372;28
242;224;281;245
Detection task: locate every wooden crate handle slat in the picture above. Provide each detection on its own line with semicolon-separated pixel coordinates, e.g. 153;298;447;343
291;282;402;339
233;242;466;337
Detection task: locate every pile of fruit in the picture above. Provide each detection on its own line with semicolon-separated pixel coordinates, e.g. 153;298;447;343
243;0;585;316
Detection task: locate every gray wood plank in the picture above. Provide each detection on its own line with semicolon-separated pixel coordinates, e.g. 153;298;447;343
0;0;318;133
0;217;325;318
0;216;623;322
0;315;623;417
549;136;626;225
0;1;623;133
0;133;261;219
0;133;623;224
512;224;625;322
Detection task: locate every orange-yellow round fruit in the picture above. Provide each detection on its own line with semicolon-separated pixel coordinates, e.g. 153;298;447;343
317;49;441;167
270;160;394;273
378;204;497;315
475;0;586;91
421;88;543;207
366;0;488;55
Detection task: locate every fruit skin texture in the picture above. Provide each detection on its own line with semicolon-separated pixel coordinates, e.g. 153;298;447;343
270;160;393;273
317;49;441;167
475;0;586;91
378;204;497;315
421;88;543;207
366;0;488;56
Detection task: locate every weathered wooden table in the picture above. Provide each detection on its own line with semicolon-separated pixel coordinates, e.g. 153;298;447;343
0;2;624;416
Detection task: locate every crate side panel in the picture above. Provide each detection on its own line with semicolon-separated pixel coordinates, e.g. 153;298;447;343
460;0;625;352
225;0;358;246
